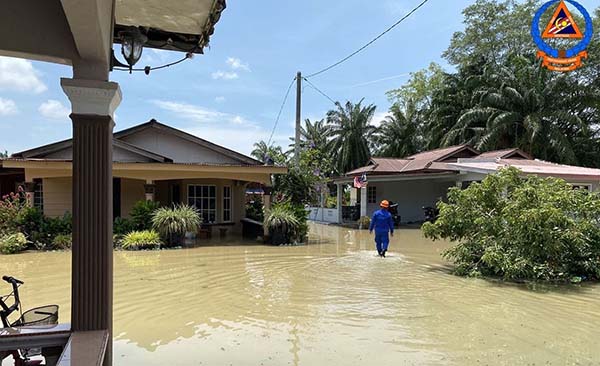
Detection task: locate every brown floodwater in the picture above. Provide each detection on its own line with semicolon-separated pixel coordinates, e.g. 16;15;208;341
1;223;600;365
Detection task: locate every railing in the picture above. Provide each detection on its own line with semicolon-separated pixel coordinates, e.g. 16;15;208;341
0;324;108;366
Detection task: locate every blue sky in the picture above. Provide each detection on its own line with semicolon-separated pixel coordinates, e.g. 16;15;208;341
0;0;596;156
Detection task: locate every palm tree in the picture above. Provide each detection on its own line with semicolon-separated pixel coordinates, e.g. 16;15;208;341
443;55;596;164
327;99;377;173
375;100;422;157
288;118;331;155
251;141;286;165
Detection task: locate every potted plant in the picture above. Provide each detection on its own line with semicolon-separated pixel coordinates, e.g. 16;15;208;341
264;203;301;245
151;204;201;246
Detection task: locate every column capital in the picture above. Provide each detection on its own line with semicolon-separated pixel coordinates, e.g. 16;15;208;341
61;78;122;117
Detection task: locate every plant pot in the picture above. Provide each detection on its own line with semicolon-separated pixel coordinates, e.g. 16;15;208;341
270;226;287;246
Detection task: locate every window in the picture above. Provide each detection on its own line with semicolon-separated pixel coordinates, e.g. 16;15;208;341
223;186;232;222
33;178;43;211
571;184;592;191
367;186;376;204
188;185;217;223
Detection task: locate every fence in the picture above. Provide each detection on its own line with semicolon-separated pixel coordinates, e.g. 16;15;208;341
307;207;339;223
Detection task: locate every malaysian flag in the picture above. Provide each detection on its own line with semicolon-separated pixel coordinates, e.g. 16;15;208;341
353;173;368;188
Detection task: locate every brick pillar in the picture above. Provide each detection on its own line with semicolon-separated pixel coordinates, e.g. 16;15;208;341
62;78;121;366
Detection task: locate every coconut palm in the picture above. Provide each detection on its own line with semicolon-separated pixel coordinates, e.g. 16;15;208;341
375;100;422;157
326;99;377;174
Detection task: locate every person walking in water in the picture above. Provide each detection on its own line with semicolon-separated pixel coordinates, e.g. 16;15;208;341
369;200;394;257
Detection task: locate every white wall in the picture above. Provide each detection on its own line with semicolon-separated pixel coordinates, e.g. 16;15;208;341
308;207;339;223
367;179;456;223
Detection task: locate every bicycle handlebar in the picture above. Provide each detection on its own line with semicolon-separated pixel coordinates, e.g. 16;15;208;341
2;276;23;285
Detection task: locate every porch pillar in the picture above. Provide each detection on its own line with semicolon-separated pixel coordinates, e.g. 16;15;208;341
22;182;36;207
263;187;272;237
144;180;156;201
62;78;121;366
360;187;367;217
336;183;343;224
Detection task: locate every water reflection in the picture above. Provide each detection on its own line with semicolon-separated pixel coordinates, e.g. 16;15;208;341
1;223;599;365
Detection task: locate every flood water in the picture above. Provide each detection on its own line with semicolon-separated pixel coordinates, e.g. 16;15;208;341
2;222;600;365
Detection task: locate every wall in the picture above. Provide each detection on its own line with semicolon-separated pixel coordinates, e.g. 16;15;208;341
46;145;154;163
367;179;456;223
120;128;241;164
43;177;72;217
120;178;145;217
308;208;339;223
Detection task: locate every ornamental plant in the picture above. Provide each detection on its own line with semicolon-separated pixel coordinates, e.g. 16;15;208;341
0;233;27;254
152;204;201;245
423;167;600;283
121;230;162;251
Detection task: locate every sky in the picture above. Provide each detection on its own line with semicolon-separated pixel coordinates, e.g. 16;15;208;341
0;0;596;156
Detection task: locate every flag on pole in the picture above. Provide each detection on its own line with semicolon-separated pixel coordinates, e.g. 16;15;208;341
353;173;368;188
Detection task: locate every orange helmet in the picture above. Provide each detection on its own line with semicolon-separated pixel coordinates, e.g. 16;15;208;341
380;200;390;208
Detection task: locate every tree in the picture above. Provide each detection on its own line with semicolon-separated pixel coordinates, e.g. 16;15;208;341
386;62;445;110
251;141;286;165
327;99;377;174
288;118;331;157
423;167;600;283
375;101;423;157
443;55;599;164
0;151;8;158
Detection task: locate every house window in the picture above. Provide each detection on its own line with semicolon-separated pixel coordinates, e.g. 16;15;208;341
223;186;232;222
367;186;376;204
33;178;43;210
188;185;217;223
571;184;592;191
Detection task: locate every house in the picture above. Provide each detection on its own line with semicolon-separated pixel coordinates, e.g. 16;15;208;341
332;145;600;224
0;119;286;235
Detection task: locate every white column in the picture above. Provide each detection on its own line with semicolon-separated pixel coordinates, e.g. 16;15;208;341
336;183;343;224
360;187;367;217
144;179;156;201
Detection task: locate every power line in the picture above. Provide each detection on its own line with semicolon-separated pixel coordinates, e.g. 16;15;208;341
267;77;296;146
303;77;337;105
305;0;431;79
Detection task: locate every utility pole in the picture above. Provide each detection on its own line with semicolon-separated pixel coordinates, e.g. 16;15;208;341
294;71;302;165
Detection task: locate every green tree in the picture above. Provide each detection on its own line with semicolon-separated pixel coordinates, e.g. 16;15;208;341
423;167;600;283
326;99;376;174
288;118;331;157
0;151;8;158
251;141;287;165
375;101;422;157
386;62;445;110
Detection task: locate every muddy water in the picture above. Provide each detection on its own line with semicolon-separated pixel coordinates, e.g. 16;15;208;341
1;223;600;365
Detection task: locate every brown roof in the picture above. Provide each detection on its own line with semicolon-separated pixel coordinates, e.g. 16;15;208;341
475;148;531;160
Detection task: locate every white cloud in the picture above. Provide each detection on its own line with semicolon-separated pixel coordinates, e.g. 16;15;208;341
0;98;17;115
215;96;226;103
211;71;239;80
152;100;252;127
38;100;70;120
226;57;250;71
0;57;47;94
371;112;391;128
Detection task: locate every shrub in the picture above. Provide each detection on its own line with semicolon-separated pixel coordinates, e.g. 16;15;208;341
357;216;371;229
0;190;27;236
152;204;201;245
114;217;135;237
52;234;72;250
121;230;162;250
130;200;161;231
0;233;27;254
423;167;600;283
264;201;308;244
245;197;264;221
15;207;71;250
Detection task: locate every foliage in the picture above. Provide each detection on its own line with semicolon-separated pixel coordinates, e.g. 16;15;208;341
357;216;371;229
0;233;27;254
245;196;264;221
152;204;201;245
375;101;423;157
52;234;72;250
251;141;287;165
120;230;162;251
327;99;377;174
15;206;71;250
0;189;27;236
273;168;317;205
130;200;161;231
113;217;135;237
0;150;7;158
423;167;600;282
264;201;308;243
288;118;332;157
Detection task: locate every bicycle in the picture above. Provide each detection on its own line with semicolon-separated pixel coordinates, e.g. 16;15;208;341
0;275;59;366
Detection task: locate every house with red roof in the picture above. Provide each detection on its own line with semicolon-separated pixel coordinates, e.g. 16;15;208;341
332;145;600;224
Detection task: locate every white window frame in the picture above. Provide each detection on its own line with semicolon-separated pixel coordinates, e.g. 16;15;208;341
223;185;233;223
33;178;43;210
187;184;217;223
367;186;377;204
570;183;592;191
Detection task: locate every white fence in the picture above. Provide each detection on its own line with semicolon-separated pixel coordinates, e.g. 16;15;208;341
307;207;339;223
